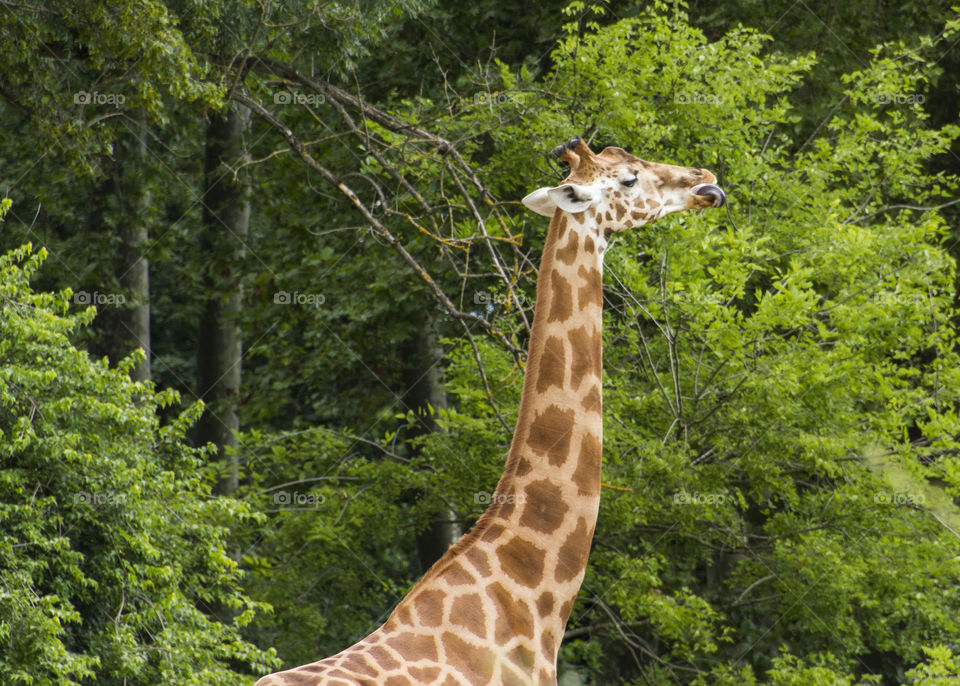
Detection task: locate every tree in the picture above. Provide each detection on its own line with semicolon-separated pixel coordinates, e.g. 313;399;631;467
0;218;277;683
232;3;960;682
2;0;959;683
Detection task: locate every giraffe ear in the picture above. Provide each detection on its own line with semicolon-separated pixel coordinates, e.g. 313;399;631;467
550;183;600;213
522;183;599;217
521;187;559;216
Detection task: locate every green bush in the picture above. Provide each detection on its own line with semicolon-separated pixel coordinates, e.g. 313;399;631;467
0;229;278;684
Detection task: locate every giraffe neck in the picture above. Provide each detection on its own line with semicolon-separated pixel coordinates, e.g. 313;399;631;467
251;210;608;686
384;208;607;679
502;208;605;494
485;206;606;631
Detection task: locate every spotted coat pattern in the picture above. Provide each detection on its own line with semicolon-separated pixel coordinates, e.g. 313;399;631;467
254;139;723;686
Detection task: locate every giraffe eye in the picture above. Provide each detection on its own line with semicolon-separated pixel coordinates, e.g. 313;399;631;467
621;177;637;187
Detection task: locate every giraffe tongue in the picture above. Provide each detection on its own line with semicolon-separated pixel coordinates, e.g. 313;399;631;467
691;183;726;208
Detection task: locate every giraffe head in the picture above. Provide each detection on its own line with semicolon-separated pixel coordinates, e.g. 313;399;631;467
522;137;726;233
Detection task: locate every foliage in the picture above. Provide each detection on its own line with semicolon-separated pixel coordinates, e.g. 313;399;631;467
0;234;277;684
0;0;959;685
312;4;960;683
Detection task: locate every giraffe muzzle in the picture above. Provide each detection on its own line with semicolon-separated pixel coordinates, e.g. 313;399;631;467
691;183;726;208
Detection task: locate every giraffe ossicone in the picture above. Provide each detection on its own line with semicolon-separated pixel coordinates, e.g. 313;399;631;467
255;137;725;686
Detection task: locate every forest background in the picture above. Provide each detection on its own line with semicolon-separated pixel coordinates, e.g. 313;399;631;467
1;0;960;684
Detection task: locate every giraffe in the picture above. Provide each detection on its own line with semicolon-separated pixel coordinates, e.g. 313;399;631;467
254;137;726;686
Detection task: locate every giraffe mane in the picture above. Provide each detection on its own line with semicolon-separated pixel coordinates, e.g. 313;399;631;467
394;207;570;604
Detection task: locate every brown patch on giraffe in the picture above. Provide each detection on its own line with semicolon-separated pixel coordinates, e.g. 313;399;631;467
555;517;591;583
571;432;601;497
496;536;546;588
519;479;569;534
560;598;575;624
409;666;442;683
441;560;475;585
515;457;533;477
526;404;574;466
536;591;555;617
571;211;585;223
441;632;496;686
464;546;492;577
502;664;527;686
603;227;613;241
440;677;461;686
280;670;329;685
541;629;557;660
498;486;518;519
604;210;613;223
539;669;556;686
413;589;444;627
536;335;566;393
480;522;505;543
385;676;413;686
509;644;537;672
581;383;601;413
568;326;600;391
338;653;378;677
396;605;414;625
631;210;643;220
555;213;567;239
369;644;400;670
556;231;579;265
584;235;595;253
547;271;573;323
450;592;486;638
577;264;602;310
487;581;535;642
615;204;627;221
385;633;439;662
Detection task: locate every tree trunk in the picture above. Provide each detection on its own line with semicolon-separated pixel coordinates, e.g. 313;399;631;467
195;102;250;497
118;121;151;382
400;313;460;572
